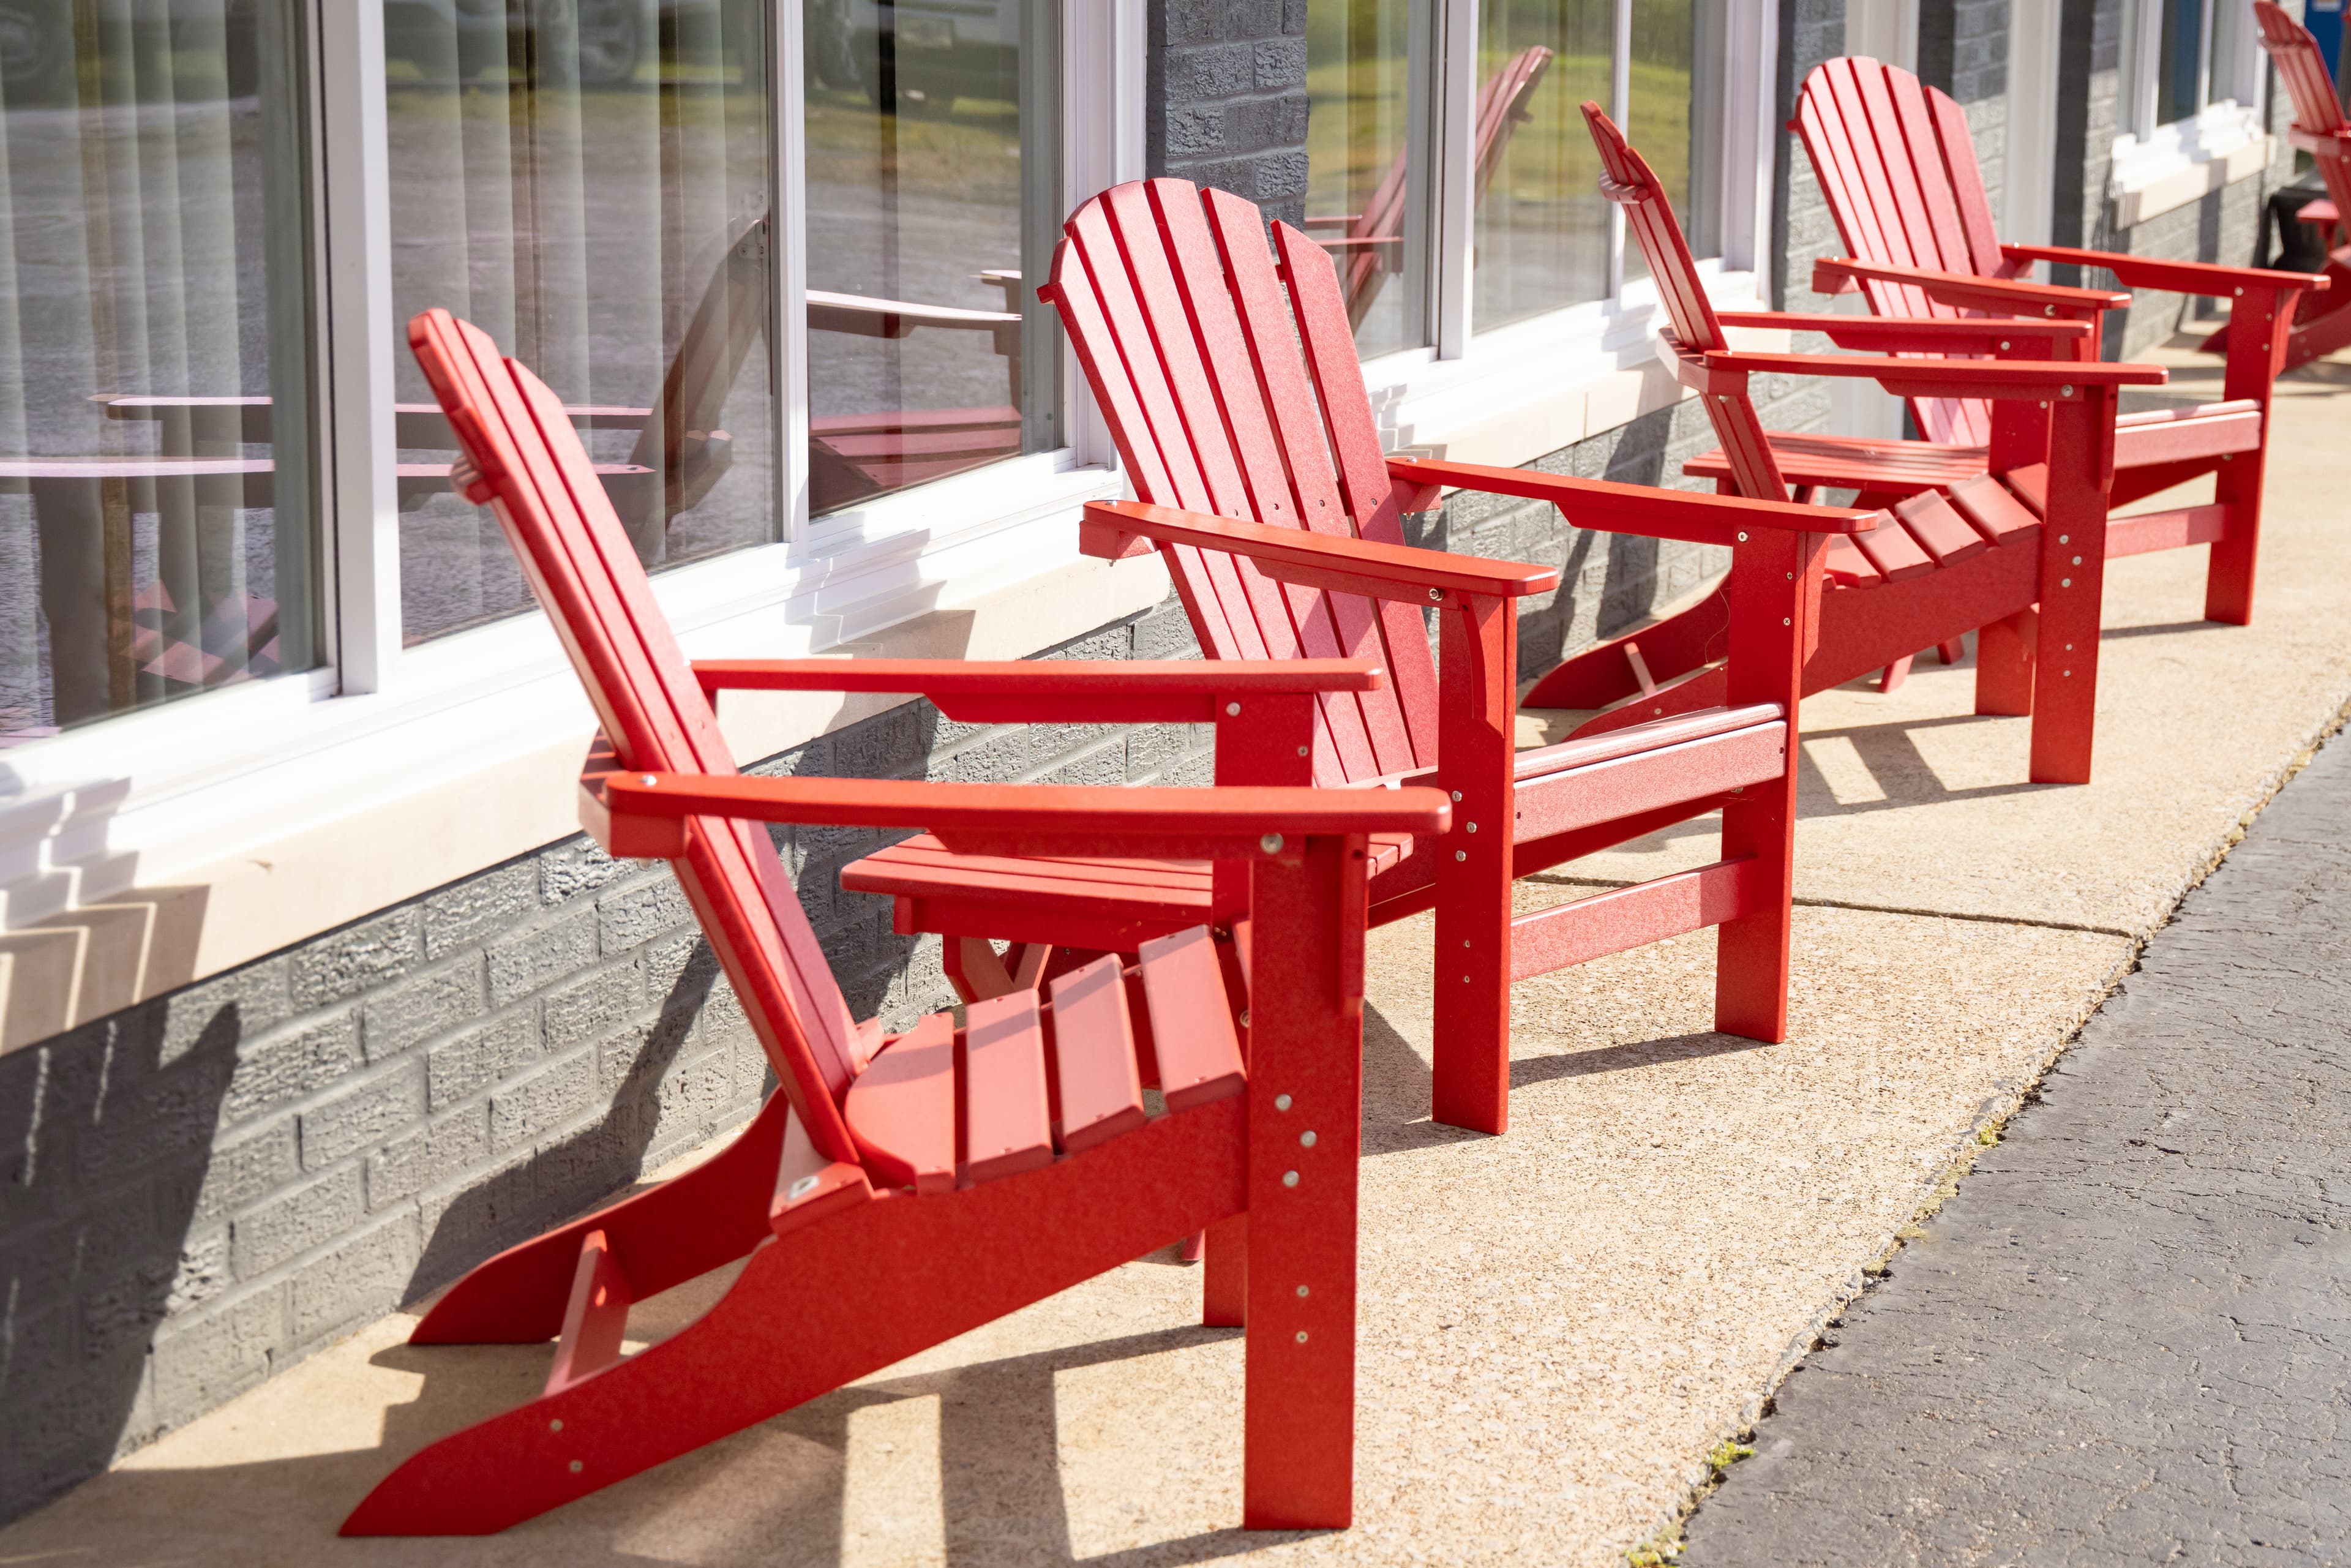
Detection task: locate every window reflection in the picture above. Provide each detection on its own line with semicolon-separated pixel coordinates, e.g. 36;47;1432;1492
1471;0;1605;331
802;0;1056;517
1623;0;1724;283
1305;0;1420;357
0;0;317;741
384;0;778;644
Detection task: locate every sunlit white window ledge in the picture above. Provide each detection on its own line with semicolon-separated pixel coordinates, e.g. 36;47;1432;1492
0;457;1166;1051
2110;103;2275;228
1360;263;1777;473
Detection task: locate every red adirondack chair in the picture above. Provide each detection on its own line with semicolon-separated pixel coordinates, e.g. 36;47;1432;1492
343;308;1449;1536
2208;3;2351;372
1780;54;2325;629
1305;45;1554;329
1532;106;2170;789
839;178;1888;1144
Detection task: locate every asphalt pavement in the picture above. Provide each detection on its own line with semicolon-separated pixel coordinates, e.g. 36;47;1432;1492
1683;724;2351;1567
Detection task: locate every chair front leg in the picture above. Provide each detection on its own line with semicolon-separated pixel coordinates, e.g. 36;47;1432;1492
1241;835;1368;1529
2030;390;2118;784
1714;528;1824;1043
1430;591;1517;1135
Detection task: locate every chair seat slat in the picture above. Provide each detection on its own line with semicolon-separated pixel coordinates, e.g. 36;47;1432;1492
1046;956;1149;1156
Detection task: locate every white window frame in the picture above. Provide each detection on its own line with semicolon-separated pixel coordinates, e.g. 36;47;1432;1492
1367;0;1782;468
2110;0;2273;228
0;0;1158;1033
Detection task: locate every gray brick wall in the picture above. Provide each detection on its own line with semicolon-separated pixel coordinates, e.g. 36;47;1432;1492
1773;0;1847;310
1149;0;1311;227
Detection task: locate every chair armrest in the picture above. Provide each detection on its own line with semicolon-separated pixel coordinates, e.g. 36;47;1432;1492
1714;310;2093;353
690;656;1387;724
1677;344;2167;402
1812;256;2130;315
1081;499;1558;605
1997;244;2330;300
1385;456;1880;542
586;764;1451;861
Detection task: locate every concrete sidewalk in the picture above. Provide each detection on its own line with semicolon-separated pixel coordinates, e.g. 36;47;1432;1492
1681;725;2351;1568
4;338;2350;1566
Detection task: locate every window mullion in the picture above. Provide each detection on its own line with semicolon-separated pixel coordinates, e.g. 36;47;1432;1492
776;0;812;549
315;0;402;693
1424;0;1479;359
1609;0;1630;303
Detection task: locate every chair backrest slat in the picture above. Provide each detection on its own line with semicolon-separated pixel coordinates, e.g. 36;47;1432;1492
2255;4;2351;222
1582;103;1789;503
408;309;865;1158
1050;181;1436;779
1796;58;2009;447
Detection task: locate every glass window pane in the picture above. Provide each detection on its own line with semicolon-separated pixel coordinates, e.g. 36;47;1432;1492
2156;0;2205;125
1306;0;1420;358
0;1;318;743
386;0;778;645
1624;0;1725;284
1471;0;1611;332
802;0;1058;517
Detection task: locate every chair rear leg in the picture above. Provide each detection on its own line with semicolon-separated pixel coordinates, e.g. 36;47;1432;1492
1876;654;1913;692
1202;1212;1247;1327
411;1086;792;1345
1975;609;2035;716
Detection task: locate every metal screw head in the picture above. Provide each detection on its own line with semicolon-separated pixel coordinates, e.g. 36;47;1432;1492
1783;617;1792;627
1300;1130;1318;1147
640;775;657;787
1260;833;1284;854
2072;555;2082;566
2235;286;2244;296
2061;577;2072;588
1295;1330;1310;1343
2060;384;2074;397
1465;821;1477;833
569;1460;584;1474
1296;745;1308;757
1999;340;2011;350
2044;304;2056;317
549;1419;564;1433
2063;669;2072;677
2058;535;2068;544
1281;1170;1300;1187
1428;587;1443;602
1297;1285;1311;1298
1225;702;1241;716
1450;790;1463;801
1455;849;1467;861
1239;1008;1251;1028
1736;531;1749;542
1274;1093;1292;1111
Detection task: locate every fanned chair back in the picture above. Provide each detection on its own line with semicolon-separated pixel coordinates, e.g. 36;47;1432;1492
2257;2;2351;217
1045;179;1445;786
409;309;867;1165
1330;47;1554;330
1581;104;1789;501
1791;56;2008;447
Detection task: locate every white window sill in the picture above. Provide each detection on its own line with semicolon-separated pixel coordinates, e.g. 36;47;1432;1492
2110;102;2275;228
1358;263;1772;470
0;458;1165;1052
